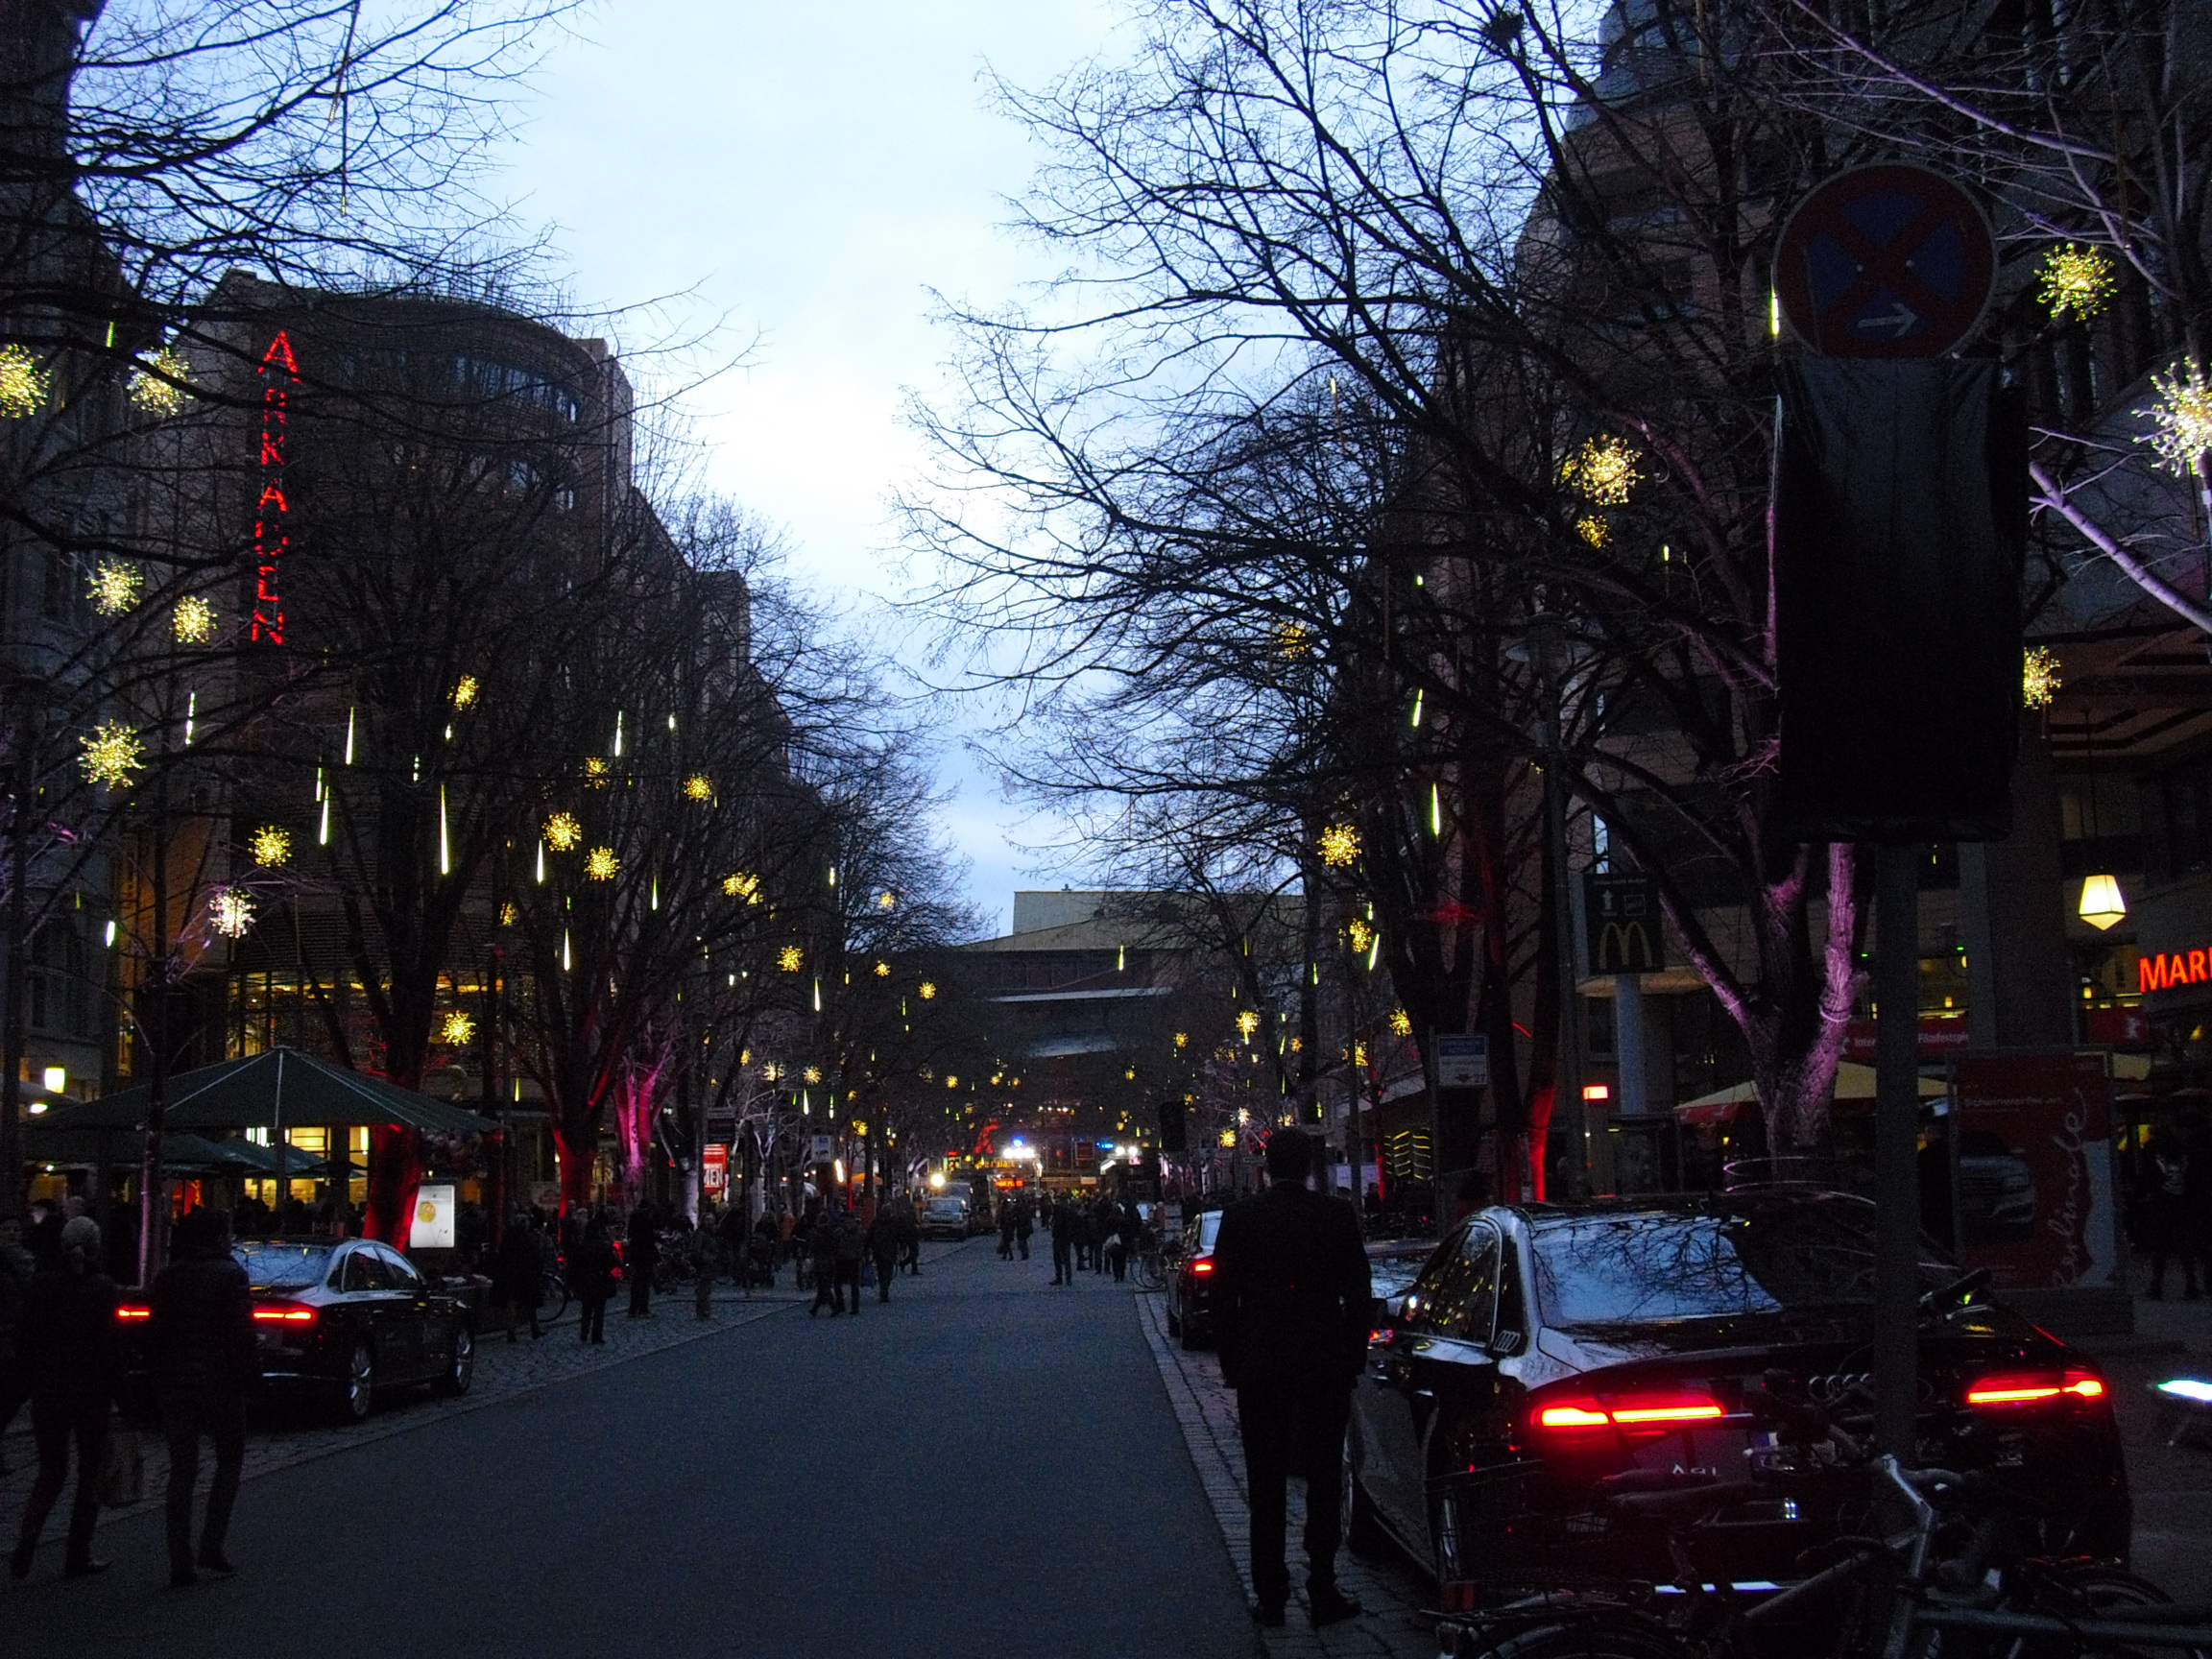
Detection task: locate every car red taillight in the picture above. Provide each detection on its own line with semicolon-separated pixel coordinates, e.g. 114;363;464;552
252;1302;317;1327
1532;1391;1728;1437
1964;1367;2106;1407
114;1304;151;1323
1190;1259;1214;1276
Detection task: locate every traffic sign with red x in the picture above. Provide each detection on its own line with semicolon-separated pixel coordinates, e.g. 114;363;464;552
1774;163;1995;358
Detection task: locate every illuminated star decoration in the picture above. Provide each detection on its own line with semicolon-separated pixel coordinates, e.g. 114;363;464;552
1347;917;1375;952
209;887;255;938
1352;1040;1369;1069
87;559;142;616
778;945;804;973
499;902;518;926
761;1062;782;1083
1275;619;1314;660
584;846;619;881
2038;245;2117;321
130;347;190;415
2145;362;2212;475
1173;1032;1189;1048
450;675;479;709
1236;1010;1261;1041
803;1066;822;1085
440;1010;475;1046
723;872;761;902
542;811;582;852
1560;434;1643;506
249;826;292;867
918;980;937;1000
172;594;218;643
2022;646;2061;710
0;343;49;419
583;756;610;786
80;722;144;788
683;773;713;802
1317;822;1360;868
1575;515;1611;548
874;961;890;977
876;891;896;910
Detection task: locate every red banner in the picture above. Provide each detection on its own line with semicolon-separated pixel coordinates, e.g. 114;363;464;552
1842;1015;1971;1061
1950;1054;2119;1294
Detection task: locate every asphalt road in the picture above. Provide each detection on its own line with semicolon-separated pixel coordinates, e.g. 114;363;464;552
4;1239;1262;1659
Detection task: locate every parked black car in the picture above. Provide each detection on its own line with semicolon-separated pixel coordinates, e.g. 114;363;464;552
118;1238;475;1425
1166;1207;1223;1349
1346;1192;2129;1607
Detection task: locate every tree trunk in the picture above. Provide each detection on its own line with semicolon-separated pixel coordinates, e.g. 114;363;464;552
361;1125;423;1243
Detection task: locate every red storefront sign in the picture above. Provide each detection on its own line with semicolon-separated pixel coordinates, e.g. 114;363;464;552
1950;1054;2119;1294
701;1143;728;1193
1842;1015;1972;1061
2136;950;2212;994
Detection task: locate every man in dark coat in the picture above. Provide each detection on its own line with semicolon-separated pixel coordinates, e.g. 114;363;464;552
626;1203;660;1318
1210;1130;1370;1629
1047;1195;1077;1286
493;1214;545;1340
571;1217;618;1343
149;1208;256;1587
10;1216;121;1580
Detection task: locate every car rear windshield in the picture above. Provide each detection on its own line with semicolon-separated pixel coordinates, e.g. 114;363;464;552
1530;1203;1926;1328
235;1241;335;1289
926;1199;966;1215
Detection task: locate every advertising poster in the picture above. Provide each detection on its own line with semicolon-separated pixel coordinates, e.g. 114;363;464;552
410;1182;457;1250
1951;1054;2119;1293
702;1143;728;1193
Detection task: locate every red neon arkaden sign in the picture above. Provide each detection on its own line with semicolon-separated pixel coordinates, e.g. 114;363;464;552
2137;950;2212;993
252;330;296;644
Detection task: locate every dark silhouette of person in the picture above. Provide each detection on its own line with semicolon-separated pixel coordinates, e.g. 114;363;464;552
148;1208;255;1587
1013;1193;1034;1260
571;1218;618;1343
626;1203;660;1317
10;1216;120;1580
493;1213;545;1340
1210;1130;1371;1630
1048;1195;1077;1286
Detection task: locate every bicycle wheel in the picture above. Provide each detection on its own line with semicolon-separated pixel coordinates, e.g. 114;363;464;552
541;1269;571;1321
2006;1562;2206;1659
1133;1253;1166;1291
1455;1612;1689;1659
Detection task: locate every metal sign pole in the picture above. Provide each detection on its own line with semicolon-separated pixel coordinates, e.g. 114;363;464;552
1874;844;1921;1458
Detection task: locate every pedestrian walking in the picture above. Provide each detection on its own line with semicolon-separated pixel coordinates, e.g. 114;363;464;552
1048;1195;1076;1286
9;1216;121;1581
865;1205;902;1305
572;1218;617;1343
2144;1130;2200;1299
492;1214;545;1341
831;1202;865;1313
0;1214;33;1478
625;1203;660;1318
687;1221;721;1320
1014;1193;1034;1261
146;1208;256;1588
998;1199;1017;1260
809;1208;845;1316
1210;1130;1370;1630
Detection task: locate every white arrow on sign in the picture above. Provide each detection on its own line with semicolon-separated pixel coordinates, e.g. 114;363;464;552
1854;301;1920;337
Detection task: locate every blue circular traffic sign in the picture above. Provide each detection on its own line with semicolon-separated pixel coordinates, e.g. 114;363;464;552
1774;163;1995;357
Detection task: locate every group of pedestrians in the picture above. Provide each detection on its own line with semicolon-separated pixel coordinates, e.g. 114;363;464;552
804;1193;920;1315
1038;1191;1145;1286
0;1206;254;1589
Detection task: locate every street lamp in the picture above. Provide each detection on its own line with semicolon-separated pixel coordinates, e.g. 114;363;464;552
2079;873;2127;930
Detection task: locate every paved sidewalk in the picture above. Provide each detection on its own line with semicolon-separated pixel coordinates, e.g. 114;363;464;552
0;1273;820;1556
1135;1286;1438;1659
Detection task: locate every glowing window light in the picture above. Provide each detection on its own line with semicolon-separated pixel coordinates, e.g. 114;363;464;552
542;811;582;853
1237;1010;1261;1041
1389;1008;1412;1036
683;773;713;802
131;347;190;414
918;980;937;999
778;946;804;973
584;846;619;881
80;722;144;788
2144;362;2212;475
209;887;255;938
173;594;218;643
583;756;610;786
1559;435;1643;506
2038;244;2117;321
0;343;51;417
1316;822;1360;867
249;826;292;867
2023;645;2061;709
450;675;479;709
1275;619;1313;660
723;872;761;902
87;559;142;616
440;1010;476;1046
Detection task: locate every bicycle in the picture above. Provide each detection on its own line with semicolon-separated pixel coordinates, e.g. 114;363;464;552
1132;1238;1170;1292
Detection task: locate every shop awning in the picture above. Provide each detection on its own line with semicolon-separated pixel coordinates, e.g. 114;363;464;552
44;1047;498;1138
1674;1062;1946;1125
21;1126;279;1175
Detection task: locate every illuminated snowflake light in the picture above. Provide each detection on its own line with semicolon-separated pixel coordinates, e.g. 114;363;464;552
1275;620;1314;660
0;344;49;419
2038;244;2117;321
440;1010;476;1046
172;594;218;643
2144;362;2212;475
583;756;610;786
542;811;582;852
2023;646;2061;710
683;773;713;802
450;675;479;709
803;1066;822;1085
87;560;142;616
874;961;890;976
1347;917;1375;953
918;980;937;1000
1559;435;1643;506
761;1062;782;1083
1389;1007;1413;1036
1173;1032;1188;1049
249;826;292;867
723;872;761;903
1352;1041;1369;1069
1237;1010;1261;1041
1317;822;1360;868
778;945;804;973
876;890;897;910
209;887;255;938
1575;514;1611;548
80;722;144;789
584;846;620;881
499;902;518;926
130;347;190;415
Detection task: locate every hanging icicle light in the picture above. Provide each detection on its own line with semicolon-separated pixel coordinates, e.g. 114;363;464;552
439;785;450;875
2079;874;2128;930
344;707;356;765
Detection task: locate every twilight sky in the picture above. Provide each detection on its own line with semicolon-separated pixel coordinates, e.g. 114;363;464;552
496;1;1128;935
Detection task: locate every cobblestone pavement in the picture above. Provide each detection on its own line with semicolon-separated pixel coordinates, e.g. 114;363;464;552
0;1272;830;1554
1135;1286;1439;1659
